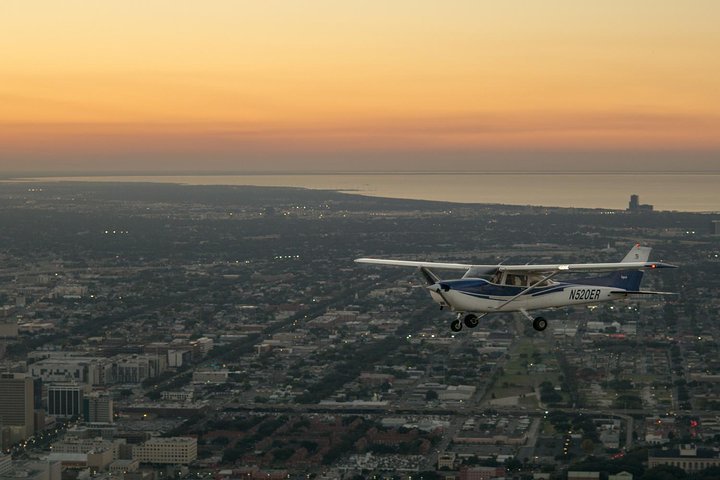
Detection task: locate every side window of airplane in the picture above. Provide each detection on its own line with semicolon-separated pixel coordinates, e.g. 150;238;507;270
505;274;527;286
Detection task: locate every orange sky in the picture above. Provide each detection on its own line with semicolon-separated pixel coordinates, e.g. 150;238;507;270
1;0;719;172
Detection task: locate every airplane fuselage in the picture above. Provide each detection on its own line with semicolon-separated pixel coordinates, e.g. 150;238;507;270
429;278;630;313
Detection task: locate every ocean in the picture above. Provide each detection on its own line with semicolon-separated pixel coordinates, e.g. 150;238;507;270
7;172;720;212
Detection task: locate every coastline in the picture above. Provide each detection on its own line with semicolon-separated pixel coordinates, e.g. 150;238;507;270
2;173;719;213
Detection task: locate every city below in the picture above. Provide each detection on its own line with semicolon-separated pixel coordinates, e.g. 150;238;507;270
1;182;719;480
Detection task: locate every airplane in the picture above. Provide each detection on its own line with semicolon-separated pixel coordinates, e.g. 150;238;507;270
355;244;676;333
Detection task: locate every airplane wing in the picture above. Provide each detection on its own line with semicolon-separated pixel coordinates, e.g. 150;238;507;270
497;261;677;273
355;258;676;273
354;258;483;270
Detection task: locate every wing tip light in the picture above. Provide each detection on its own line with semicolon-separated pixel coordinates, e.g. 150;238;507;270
647;262;678;269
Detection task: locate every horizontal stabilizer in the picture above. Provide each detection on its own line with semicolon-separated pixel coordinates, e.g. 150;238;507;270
610;290;677;295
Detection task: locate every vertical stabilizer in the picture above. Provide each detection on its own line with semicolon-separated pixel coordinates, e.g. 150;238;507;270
622;245;652;263
606;245;651;290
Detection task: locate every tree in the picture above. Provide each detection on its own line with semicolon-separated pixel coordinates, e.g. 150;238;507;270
210;436;230;446
425;390;439;401
221;448;243;463
416;472;442;480
642;465;687;480
581;438;595;454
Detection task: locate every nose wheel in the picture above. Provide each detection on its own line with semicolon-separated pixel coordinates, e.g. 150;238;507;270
450;318;463;332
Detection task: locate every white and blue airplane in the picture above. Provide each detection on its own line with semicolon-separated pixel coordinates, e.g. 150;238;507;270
356;244;676;332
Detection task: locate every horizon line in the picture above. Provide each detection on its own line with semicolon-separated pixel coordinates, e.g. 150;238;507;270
4;169;720;179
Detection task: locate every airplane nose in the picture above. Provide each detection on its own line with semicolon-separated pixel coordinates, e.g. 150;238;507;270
428;282;451;293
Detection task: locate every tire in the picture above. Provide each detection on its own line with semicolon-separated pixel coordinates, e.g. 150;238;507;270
463;314;479;328
450;319;463;332
533;316;548;331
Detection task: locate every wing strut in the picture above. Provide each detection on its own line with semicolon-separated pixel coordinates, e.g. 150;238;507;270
493;271;560;311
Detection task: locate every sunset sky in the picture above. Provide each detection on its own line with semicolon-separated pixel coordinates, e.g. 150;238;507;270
1;1;719;173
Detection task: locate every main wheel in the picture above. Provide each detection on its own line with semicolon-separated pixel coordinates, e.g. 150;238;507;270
533;316;548;332
450;319;463;332
463;314;479;328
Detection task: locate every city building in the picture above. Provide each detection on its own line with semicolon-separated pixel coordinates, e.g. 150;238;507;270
109;459;139;475
192;370;228;384
459;466;505;480
49;437;121;470
0;455;10;476
29;357;112;386
83;392;113;423
712;220;720;235
0;318;18;339
190;337;213;356
568;473;600;480
47;384;86;419
113;354;166;384
132;437;197;465
648;445;720;473
167;350;191;368
160;390;193;402
0;459;61;480
0;373;34;449
627;194;653;212
437;453;456;470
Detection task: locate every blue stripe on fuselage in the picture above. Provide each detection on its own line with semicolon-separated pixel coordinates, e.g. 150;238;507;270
441;278;568;298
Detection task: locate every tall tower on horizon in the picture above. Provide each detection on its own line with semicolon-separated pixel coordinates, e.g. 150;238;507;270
629;194;640;211
628;194;653;212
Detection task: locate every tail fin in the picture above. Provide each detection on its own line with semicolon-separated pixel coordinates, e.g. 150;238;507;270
621;244;652;263
588;245;650;290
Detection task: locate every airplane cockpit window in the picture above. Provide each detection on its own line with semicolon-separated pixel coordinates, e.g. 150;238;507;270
505;274;527;286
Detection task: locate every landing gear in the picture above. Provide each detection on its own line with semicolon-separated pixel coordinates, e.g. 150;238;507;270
451;313;480;332
520;309;548;332
463;314;479;329
533;316;548;332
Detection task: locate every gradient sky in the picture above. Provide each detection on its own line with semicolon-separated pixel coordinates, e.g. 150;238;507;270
1;0;719;173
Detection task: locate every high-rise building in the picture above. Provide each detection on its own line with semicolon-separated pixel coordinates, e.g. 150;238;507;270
627;194;653;212
47;384;86;419
0;373;34;449
83;392;113;424
629;194;639;211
